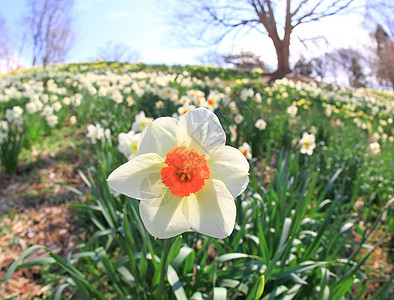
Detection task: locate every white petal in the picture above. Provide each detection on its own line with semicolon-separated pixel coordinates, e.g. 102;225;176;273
182;179;236;239
107;153;166;200
140;190;190;238
176;107;225;158
138;117;178;157
209;146;249;198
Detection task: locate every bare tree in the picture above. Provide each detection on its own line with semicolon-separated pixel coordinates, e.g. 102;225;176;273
292;56;330;82
373;25;394;89
363;0;393;37
310;57;327;81
96;41;140;63
24;0;75;66
222;50;268;72
166;0;356;79
293;56;313;77
325;48;367;88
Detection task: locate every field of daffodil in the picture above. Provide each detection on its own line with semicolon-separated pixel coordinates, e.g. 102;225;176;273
1;61;393;299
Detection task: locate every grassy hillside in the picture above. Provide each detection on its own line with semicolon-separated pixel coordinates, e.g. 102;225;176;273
0;62;393;299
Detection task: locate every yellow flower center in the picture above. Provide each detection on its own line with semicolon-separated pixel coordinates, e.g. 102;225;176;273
140;119;148;128
130;140;139;152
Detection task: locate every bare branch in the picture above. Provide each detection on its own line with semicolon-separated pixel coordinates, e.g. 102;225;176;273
23;0;75;66
291;0;310;18
164;0;365;77
203;5;259;28
294;0;355;27
96;41;140;63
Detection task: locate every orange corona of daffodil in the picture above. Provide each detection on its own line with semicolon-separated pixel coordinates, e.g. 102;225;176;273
107;108;250;239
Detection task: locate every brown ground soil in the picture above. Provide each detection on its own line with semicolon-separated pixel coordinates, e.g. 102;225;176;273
0;147;87;299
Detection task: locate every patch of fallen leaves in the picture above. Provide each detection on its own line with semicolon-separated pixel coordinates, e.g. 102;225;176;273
0;149;86;214
352;217;393;298
0;145;87;299
0;206;78;299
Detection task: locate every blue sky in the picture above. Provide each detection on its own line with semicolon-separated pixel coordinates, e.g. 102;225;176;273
1;0;371;69
1;0;206;66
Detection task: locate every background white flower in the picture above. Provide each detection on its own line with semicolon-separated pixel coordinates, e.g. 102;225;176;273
299;132;316;155
235;114;244;124
255;119;267;130
369;142;381;154
117;130;142;160
87;123;104;144
287;105;298;117
238;142;252;160
132;111;153;133
46;114;58;127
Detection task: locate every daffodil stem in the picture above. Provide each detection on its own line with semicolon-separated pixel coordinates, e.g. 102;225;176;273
158;238;171;299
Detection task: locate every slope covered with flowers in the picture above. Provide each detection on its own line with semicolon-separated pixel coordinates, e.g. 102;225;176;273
0;62;393;299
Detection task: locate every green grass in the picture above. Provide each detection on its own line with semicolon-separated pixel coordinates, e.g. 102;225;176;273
0;61;393;299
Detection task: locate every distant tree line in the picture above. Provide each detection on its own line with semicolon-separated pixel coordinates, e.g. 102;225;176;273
293;25;394;89
168;0;393;88
168;0;358;79
197;22;393;90
195;21;393;89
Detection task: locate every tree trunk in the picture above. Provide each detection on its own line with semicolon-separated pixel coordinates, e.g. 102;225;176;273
263;37;291;82
274;39;291;77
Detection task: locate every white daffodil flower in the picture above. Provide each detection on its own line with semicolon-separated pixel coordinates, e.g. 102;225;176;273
46;114;58;127
299;132;316;155
369;142;380;154
238;142;252;160
132;111;153;133
255;119;267;131
287;105;298;118
117;130;142;160
107;108;249;239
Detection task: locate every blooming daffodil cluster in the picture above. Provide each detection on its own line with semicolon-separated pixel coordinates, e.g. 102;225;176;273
107;108;249;239
5;106;24;125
